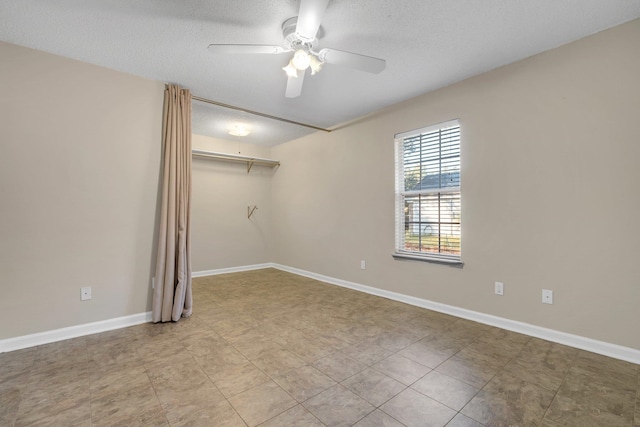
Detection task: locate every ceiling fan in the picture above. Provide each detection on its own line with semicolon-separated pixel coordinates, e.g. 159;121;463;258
207;0;386;98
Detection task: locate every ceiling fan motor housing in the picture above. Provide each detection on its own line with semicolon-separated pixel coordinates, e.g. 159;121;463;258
282;17;317;52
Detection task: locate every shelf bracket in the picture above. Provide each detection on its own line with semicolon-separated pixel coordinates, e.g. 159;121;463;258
247;205;258;219
247;160;255;173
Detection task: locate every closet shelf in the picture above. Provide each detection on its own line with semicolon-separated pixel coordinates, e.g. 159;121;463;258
192;149;280;173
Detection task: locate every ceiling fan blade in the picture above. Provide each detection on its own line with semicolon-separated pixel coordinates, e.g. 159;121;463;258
285;71;306;98
295;0;330;40
319;48;386;74
208;44;287;54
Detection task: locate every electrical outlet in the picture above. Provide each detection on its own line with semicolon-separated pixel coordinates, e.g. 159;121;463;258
360;260;366;270
494;282;504;295
542;289;553;304
80;287;92;301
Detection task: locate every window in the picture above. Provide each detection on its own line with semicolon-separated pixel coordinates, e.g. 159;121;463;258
394;120;461;263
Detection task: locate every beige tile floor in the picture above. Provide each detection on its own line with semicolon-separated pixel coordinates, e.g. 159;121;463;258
1;268;638;426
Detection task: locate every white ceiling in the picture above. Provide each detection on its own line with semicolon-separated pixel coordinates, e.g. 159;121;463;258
2;1;640;146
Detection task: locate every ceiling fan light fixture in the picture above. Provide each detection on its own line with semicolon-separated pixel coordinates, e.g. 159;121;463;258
208;1;386;98
292;49;311;70
283;60;298;78
309;54;323;75
228;123;251;137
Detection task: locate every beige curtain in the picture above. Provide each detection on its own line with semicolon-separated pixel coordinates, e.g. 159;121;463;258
152;84;193;322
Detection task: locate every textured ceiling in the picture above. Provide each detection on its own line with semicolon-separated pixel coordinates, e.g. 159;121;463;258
2;1;640;146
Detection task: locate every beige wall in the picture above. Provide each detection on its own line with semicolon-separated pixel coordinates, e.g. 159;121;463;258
271;20;640;350
0;42;276;341
2;20;639;351
0;42;164;339
191;135;274;271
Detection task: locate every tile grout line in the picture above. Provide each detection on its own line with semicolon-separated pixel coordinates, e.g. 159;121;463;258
196;312;328;426
179;332;250;427
427;332;530;426
539;349;581;424
10;345;39;427
83;338;94;427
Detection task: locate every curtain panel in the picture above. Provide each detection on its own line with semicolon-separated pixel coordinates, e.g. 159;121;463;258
152;84;193;322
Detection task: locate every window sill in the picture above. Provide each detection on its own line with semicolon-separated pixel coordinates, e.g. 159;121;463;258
392;252;464;268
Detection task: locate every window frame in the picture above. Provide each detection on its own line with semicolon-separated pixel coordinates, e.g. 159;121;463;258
394;120;462;266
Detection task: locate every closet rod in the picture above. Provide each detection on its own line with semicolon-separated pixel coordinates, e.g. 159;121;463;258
192;95;331;133
192;149;280;167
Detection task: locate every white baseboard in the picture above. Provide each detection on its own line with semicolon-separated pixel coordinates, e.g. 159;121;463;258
192;263;273;278
10;264;637;364
270;263;640;365
0;312;152;353
0;263;272;353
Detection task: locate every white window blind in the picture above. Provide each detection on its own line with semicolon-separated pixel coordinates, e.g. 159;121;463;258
395;120;461;262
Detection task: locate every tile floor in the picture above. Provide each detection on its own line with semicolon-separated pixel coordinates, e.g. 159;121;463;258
1;268;638;426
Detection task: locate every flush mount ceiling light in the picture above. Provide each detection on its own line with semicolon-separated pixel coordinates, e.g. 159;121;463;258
228;123;251;136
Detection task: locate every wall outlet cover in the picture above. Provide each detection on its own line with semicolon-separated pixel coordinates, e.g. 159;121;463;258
494;282;504;295
80;286;92;301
